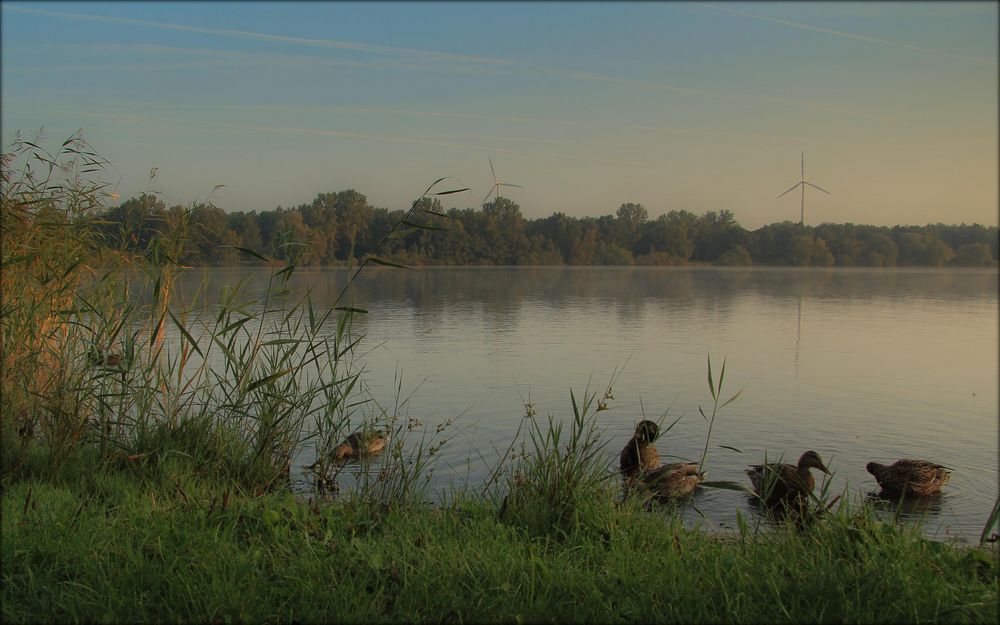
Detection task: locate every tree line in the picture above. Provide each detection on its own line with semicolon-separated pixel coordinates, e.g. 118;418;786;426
98;191;998;268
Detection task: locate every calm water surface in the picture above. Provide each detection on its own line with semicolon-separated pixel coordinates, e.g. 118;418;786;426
167;266;998;542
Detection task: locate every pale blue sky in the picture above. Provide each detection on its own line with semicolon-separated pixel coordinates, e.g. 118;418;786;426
2;1;996;227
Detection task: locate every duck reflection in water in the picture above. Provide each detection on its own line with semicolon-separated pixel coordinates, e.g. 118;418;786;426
865;490;945;517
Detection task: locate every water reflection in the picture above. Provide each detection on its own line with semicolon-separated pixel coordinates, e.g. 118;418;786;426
162;266;999;312
866;490;946;517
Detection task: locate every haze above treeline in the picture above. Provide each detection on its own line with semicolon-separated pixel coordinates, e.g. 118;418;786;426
101;190;998;268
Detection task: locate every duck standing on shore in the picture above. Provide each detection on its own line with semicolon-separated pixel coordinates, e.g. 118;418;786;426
747;450;830;506
866;459;951;496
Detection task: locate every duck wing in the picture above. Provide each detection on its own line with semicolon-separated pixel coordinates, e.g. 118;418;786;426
644;462;704;497
883;459;951;494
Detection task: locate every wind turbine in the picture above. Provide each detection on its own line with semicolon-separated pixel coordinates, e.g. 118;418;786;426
481;157;522;207
777;153;831;225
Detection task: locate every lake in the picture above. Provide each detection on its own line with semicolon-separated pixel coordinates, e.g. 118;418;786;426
165;266;998;542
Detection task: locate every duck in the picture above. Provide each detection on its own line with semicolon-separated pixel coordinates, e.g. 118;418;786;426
642;460;706;498
620;420;705;497
866;459;951;496
746;450;830;506
87;348;123;368
619;420;661;486
333;428;388;461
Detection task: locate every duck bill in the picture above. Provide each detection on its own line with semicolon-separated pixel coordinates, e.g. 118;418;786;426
818;462;831;475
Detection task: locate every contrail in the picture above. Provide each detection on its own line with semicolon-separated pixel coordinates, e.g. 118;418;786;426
698;3;997;68
3;4;509;66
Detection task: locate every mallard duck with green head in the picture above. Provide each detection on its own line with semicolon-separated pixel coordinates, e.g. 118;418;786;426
866;459;950;496
747;450;830;506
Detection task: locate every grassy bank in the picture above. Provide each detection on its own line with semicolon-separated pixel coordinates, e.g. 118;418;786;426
3;463;997;624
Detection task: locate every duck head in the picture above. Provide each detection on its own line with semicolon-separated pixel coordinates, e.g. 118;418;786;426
865;461;886;478
634;420;659;444
797;450;831;474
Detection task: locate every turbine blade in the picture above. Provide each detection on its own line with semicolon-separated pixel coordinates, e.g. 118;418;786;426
498;183;523;189
804;181;831;195
489;157;497;183
777;182;801;199
801;152;804;179
481;187;495;207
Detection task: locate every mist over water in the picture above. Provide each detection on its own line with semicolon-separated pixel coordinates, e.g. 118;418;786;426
165;266;998;542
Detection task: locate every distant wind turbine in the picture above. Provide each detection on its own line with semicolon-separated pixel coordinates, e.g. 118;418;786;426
777;153;831;225
481;157;522;207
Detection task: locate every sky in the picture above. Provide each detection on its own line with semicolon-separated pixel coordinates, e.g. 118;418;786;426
2;1;997;228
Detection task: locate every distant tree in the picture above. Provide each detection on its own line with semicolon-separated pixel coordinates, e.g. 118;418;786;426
332;190;374;262
789;234;834;266
529;212;574;263
860;232;899;266
102;193;167;252
896;231;955;266
933;223;997;261
616;202;648;226
481;197;527;264
255;208;283;258
692;209;741;261
568;226;598;265
748;221;808;264
815;223;864;266
593;241;634;265
717;245;753;266
636;211;696;263
616;202;648;251
952;243;995;266
300;193;338;263
92;185;998;268
274;209;314;264
229;211;264;260
191;203;240;265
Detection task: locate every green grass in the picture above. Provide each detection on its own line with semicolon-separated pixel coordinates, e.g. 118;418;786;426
2;468;996;624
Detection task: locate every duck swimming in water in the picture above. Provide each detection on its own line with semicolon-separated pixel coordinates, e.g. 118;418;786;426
620;420;705;497
642;460;706;498
746;450;830;506
619;420;661;487
333;429;388;461
866;458;950;496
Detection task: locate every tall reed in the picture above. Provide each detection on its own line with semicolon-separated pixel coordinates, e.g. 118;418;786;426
499;380;620;538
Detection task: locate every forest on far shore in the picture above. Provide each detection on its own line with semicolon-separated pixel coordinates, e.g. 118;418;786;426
98;190;999;268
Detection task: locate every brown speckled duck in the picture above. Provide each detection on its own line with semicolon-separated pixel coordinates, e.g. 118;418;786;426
619;420;661;487
643;460;706;498
620;420;705;497
333;429;388;461
866;459;951;496
747;450;830;506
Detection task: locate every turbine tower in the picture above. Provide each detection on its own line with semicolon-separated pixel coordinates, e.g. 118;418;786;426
777;153;830;225
481;157;523;207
